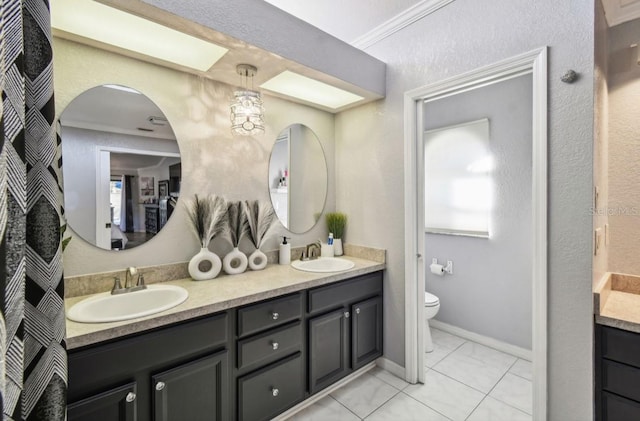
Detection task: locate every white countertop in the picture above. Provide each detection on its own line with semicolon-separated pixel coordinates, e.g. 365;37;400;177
66;256;384;349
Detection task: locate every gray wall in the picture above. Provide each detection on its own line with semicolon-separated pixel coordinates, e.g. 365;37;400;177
607;17;640;275
424;74;532;350
335;0;594;419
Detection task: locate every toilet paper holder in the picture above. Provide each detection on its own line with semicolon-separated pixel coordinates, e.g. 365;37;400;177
431;258;453;275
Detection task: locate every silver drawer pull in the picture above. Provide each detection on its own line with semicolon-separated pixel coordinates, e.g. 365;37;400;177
356;308;361;314
344;311;350;318
155;382;165;391
126;392;136;402
271;341;279;350
272;312;279;320
272;387;279;397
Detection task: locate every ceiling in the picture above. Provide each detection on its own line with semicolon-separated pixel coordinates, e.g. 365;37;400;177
262;0;423;44
52;0;387;113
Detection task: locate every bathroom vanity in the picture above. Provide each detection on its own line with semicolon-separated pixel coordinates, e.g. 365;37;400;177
66;258;384;421
594;273;640;420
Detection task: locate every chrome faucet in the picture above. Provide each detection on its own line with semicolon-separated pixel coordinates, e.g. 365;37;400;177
112;267;146;295
301;240;322;261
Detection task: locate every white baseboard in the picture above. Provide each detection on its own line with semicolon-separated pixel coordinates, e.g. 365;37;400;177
376;357;406;381
271;362;376;420
429;319;532;361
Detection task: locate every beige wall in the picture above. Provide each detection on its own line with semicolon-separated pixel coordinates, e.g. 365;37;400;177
55;38;336;276
608;17;640;275
594;0;610;287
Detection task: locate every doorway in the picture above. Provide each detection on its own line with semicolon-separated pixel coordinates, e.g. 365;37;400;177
403;48;548;420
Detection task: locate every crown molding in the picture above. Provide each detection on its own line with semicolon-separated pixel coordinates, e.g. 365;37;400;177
351;0;455;50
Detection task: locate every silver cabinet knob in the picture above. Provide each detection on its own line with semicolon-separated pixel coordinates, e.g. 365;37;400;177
272;388;279;397
271;341;279;350
356;308;361;314
126;392;136;402
272;312;279;320
344;311;350;318
155;382;165;391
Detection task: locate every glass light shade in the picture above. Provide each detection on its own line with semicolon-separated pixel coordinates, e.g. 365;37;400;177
230;90;265;135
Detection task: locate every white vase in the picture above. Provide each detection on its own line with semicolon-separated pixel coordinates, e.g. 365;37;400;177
248;249;268;270
334;238;344;256
223;247;248;275
188;247;222;281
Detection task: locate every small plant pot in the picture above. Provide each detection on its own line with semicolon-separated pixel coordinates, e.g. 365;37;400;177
223;247;248;275
248;249;268;270
333;238;343;256
188;248;222;281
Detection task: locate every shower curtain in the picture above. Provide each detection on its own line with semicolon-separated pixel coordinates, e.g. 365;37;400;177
1;0;67;419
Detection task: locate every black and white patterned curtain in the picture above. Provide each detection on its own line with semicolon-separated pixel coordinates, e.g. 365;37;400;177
1;0;67;419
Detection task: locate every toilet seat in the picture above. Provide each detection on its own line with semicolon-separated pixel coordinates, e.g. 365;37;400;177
424;291;439;307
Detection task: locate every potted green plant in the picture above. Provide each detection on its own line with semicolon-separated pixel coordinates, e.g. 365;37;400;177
326;212;347;256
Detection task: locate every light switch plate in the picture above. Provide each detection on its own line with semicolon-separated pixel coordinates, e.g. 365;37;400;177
605;223;609;246
595;228;602;256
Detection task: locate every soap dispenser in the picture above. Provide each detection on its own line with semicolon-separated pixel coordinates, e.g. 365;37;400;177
279;237;291;265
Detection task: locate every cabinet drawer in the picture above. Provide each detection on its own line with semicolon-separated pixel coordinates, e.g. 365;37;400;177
602;391;640;421
238;293;302;337
603;360;640;402
237;321;302;372
238;353;304;421
308;272;382;315
602;326;640;368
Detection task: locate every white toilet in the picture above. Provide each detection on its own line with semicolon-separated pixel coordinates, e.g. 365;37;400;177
424;291;440;353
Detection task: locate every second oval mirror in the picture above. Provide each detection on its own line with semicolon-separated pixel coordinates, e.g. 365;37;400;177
269;124;327;233
60;85;182;251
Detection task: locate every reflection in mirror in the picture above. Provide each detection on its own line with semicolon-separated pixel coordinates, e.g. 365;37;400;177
61;85;181;251
269;124;327;233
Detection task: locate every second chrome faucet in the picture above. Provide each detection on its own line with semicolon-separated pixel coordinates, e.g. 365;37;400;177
112;266;146;295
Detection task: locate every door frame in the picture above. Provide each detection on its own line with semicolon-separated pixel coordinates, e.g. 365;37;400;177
403;47;548;420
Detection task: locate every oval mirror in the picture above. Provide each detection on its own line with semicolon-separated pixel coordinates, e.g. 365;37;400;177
268;124;327;233
60;85;181;251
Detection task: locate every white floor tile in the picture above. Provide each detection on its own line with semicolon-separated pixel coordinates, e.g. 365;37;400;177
405;369;484;421
370;366;410;391
331;372;400;418
509;359;533;381
467;396;532;421
286;396;359;421
365;392;451;421
424;344;456;368
432;342;515;393
430;328;467;350
490;373;533;415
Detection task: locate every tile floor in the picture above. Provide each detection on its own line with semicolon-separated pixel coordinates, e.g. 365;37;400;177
285;328;532;420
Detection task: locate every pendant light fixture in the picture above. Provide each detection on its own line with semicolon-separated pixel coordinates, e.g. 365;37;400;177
230;64;265;136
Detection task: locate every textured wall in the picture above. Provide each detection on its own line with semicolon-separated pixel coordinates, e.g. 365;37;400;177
424;74;533;350
335;0;594;418
54;37;336;276
593;0;610;287
608;17;640;275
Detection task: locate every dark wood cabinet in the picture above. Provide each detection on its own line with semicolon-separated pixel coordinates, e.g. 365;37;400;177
352;296;383;370
68;382;137;421
308;272;383;394
309;308;350;394
68;313;229;421
144;205;159;234
68;271;383;421
595;324;640;420
152;351;229;421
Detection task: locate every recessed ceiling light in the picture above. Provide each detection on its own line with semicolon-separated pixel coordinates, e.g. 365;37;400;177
51;0;228;72
260;71;364;110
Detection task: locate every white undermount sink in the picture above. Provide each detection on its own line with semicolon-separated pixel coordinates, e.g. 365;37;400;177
67;284;188;323
291;257;355;273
